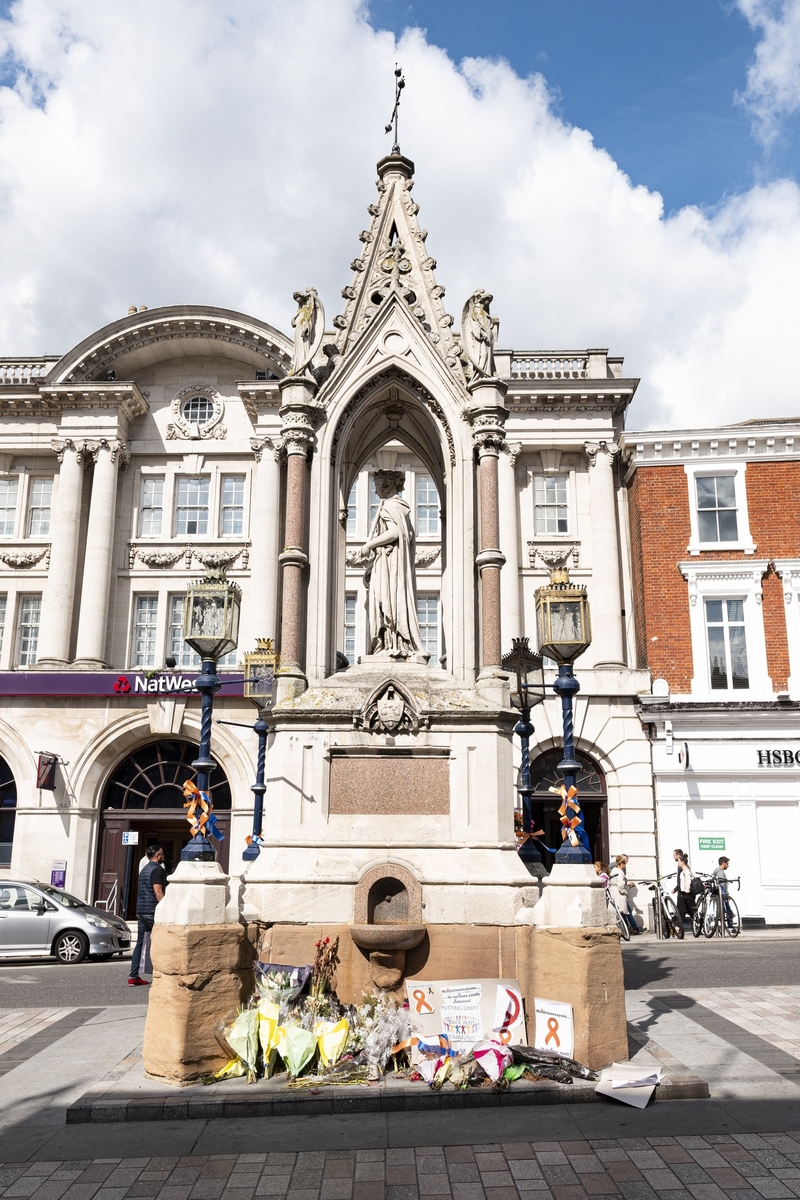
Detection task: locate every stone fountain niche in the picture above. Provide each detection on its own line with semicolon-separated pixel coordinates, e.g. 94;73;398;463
350;864;426;989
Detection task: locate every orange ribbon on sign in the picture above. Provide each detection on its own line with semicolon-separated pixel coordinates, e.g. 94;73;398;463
545;1016;561;1047
549;783;582;847
412;988;434;1014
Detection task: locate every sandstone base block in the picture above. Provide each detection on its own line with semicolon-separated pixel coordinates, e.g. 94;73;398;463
259;922;520;1004
143;922;257;1084
519;926;627;1070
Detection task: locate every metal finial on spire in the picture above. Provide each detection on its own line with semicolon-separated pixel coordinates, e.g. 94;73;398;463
384;64;405;155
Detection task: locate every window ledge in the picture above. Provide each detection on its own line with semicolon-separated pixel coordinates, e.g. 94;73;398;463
687;541;757;556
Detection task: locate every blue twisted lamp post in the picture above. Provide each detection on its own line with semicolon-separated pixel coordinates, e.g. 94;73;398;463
502;638;546;865
535;564;593;864
181;569;241;862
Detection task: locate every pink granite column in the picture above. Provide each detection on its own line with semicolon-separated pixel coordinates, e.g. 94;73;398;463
476;442;505;669
276;379;317;700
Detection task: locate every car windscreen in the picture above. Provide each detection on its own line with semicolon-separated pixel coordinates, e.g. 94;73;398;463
38;885;86;908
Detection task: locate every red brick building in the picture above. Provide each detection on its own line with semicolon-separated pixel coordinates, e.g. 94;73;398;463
621;419;800;924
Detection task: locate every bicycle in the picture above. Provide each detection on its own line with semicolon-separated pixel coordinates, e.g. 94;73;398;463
642;874;684;939
693;875;741;939
604;885;631;941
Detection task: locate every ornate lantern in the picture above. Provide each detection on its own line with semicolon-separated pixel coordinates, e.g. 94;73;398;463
244;638;279;710
534;565;592;665
502;637;546;711
183;569;241;662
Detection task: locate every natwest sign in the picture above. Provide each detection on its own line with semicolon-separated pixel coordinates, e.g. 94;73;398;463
0;671;244;698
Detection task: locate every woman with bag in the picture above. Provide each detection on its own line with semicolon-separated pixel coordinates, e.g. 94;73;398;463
674;853;695;927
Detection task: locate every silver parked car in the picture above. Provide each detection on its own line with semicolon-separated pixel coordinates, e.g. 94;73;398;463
0;880;131;963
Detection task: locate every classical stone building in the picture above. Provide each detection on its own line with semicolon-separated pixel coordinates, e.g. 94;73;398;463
0;152;655;955
623;419;800;925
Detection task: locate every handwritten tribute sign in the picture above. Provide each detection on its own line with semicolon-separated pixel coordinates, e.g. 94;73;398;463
533;997;574;1058
406;978;527;1059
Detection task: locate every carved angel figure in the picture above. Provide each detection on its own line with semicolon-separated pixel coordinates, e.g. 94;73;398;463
289;287;325;377
361;470;426;660
461;288;496;379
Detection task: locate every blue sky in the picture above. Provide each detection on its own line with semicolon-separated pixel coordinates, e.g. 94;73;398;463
369;0;798;213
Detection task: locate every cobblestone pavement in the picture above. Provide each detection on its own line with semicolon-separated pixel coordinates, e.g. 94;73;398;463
6;1134;800;1200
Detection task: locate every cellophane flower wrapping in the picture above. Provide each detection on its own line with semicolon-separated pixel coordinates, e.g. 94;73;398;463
257;998;282;1078
348;993;409;1078
216;1007;260;1083
314;1018;349;1068
471;1039;513;1083
254;962;312;1021
276;1022;318;1078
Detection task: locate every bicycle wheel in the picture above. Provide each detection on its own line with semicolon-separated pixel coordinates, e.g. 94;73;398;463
662;895;684;939
703;894;720;938
692;900;703;937
725;897;740;938
615;905;631;941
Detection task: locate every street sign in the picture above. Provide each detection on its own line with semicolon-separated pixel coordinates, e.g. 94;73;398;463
121;831;139;846
698;837;725;851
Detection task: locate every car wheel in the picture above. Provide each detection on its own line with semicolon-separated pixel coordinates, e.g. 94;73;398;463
53;931;89;964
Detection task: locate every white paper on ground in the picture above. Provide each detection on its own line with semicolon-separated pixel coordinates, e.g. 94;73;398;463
595;1062;663;1108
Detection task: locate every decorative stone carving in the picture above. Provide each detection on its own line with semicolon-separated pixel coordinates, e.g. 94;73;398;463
133;548;185;570
584;440;620;469
347;544;440;569
0;546;50;569
249;436;281;463
166;384;225;441
354;679;427;735
289;287;325;378
361;470;426;661
461;289;497;380
192;547;245;571
527;542;580;570
415;545;441;567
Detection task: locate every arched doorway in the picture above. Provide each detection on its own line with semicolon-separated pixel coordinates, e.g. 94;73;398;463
0;755;17;868
528;748;608;872
95;739;231;918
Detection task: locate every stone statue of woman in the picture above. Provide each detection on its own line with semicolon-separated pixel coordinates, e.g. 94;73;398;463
289;287;324;377
461;288;496;379
361;470;427;661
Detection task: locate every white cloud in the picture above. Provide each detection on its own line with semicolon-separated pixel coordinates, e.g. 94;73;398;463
0;0;798;430
736;0;800;144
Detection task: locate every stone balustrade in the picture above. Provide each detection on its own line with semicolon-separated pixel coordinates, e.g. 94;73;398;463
509;352;589;380
0;358;60;385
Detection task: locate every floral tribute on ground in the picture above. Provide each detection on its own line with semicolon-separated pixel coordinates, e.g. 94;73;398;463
205;937;599;1091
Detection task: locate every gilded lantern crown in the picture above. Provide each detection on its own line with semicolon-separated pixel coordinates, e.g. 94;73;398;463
243;637;280;709
183;568;242;661
534;566;592;665
501;636;546;710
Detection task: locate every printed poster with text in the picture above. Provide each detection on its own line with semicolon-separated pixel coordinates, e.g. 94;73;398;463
405;977;527;1060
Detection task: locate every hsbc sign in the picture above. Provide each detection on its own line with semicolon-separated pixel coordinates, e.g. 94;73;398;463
0;671;244;698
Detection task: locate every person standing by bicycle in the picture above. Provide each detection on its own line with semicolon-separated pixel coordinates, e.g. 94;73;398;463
673;853;694;927
713;856;734;928
609;854;640;935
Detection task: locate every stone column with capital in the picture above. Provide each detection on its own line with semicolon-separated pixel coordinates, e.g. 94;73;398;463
584;440;625;666
468;378;508;683
498;443;523;643
244;437;282;655
74;439;128;667
35;440;87;667
276;378;319;703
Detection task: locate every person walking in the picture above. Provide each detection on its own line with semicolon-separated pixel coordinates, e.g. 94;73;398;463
609;854;639;935
673;853;694;926
128;844;166;986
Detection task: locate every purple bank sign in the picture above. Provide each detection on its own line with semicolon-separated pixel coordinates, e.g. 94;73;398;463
0;671;244;698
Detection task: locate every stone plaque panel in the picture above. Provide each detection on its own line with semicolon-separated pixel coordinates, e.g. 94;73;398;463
329;754;449;815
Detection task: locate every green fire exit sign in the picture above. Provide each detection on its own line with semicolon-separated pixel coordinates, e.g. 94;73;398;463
698;837;726;851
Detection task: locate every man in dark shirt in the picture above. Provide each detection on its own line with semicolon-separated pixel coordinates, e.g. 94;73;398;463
128;845;166;986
